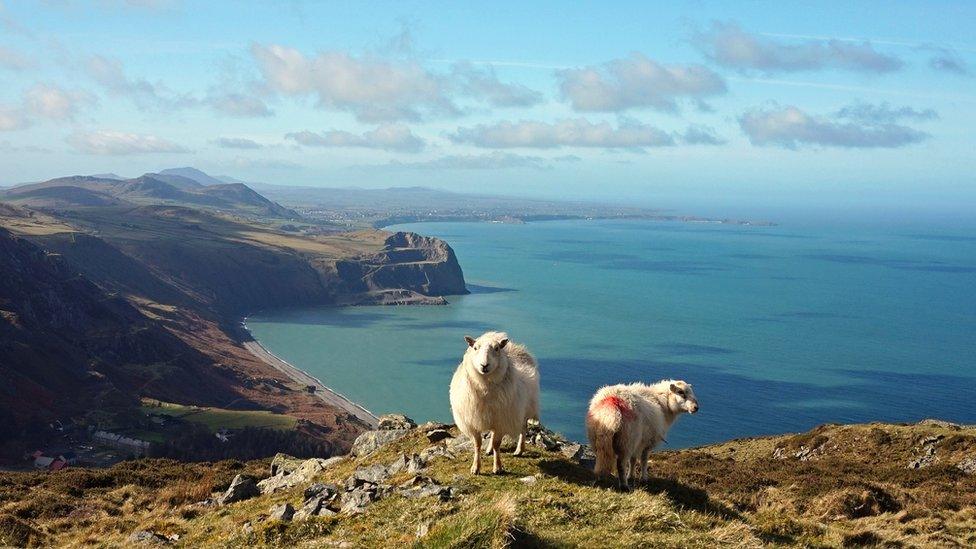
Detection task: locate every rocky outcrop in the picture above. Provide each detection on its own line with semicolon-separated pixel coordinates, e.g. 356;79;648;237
218;475;259;505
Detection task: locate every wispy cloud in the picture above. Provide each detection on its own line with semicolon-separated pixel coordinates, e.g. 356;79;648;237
213;136;263;149
66;129;191;155
739;103;931;148
385;151;551;170
695;22;903;74
286;123;425;152
557;53;726;112
451;118;676;149
85;54;197;111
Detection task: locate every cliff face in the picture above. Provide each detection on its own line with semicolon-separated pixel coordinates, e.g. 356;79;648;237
331;231;469;302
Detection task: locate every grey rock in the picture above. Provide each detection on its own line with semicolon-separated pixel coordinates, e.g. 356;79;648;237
397;475;452;500
304;482;339;502
417;421;450;432
352;463;390;484
917;419;961;429
416;521;432;538
218;474;259;505
269;453;305;476
560;443;586;461
388;453;425;475
242;522;254;535
127;530;169;545
956;455;976;475
519;475;538;484
378;413;416;430
351;429;410;456
258;457;337;494
341;488;378;514
426;429;452;443
269;503;295;522
294;495;338;520
445;434;474;454
908;435;944;469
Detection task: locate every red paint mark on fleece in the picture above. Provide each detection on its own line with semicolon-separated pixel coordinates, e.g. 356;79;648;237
597;395;636;421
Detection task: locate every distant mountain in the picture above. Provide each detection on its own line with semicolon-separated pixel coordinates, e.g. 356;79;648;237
158;167;228;186
90;172;125;180
1;171;300;219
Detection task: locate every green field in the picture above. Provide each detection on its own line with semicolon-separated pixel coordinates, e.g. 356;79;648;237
141;399;298;432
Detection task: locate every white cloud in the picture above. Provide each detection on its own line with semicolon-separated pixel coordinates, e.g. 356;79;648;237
451;118;675;149
85;54;197;110
0;46;31;71
557;53;726;112
0;106;30;131
286;123;425;152
387;152;549;170
452;62;543;107
835;102;937;123
252;43;457;122
66;129;191;155
681;125;726;145
23;83;96;120
213;136;262;149
694;22;903;74
739;103;930;148
208;92;272;117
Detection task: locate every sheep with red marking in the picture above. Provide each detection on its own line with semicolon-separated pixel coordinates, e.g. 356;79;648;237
585;379;699;490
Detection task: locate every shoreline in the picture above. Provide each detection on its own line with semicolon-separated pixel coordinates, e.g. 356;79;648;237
240;320;379;429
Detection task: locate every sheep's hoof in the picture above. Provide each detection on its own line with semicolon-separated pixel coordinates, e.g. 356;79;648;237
470;465;480;475
617;483;631;493
493;467;504;475
513;448;524;456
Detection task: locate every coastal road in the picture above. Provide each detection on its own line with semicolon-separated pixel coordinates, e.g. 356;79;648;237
243;340;379;429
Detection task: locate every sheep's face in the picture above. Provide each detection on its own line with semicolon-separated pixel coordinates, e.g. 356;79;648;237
464;333;509;375
669;381;699;414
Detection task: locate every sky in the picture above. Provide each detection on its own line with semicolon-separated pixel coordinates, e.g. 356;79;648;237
0;0;974;217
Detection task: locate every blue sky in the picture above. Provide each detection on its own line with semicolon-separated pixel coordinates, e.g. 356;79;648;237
0;0;973;216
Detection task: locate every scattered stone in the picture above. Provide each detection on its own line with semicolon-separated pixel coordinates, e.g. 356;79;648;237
269;453;305;476
956;455;976;475
417;421;450;432
127;530;169;545
426;428;452;443
351;429;411;456
341;487;379;514
258;457;339;494
444;434;474;454
218;475;259;505
269;503;295;522
917;419;961;430
294;496;338;520
242;522;254;535
519;475;538;484
378;413;416;430
420;444;453;463
304;483;339;502
908;435;944;469
397;475;452;500
559;443;586;461
388;453;425;474
351;463;390;485
416;521;432;538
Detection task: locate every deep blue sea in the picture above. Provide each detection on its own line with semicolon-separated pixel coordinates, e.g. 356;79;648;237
248;218;976;447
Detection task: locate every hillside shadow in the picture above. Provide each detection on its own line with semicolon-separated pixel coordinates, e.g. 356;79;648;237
641;477;742;521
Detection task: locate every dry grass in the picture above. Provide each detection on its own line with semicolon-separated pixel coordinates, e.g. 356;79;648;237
1;422;974;547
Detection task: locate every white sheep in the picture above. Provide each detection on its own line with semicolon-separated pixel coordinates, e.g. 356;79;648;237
449;331;540;474
585;379;698;490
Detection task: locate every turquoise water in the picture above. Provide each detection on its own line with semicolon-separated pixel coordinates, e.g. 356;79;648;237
248;219;976;447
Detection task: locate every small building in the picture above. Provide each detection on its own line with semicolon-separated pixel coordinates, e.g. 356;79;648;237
58;451;78;465
49;458;68;472
33;455;55;469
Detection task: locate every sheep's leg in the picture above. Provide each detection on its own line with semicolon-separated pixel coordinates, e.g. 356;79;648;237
491;431;504;474
616;452;630;491
513;422;527;456
484;432;494;455
470;433;482;475
639;447;651;484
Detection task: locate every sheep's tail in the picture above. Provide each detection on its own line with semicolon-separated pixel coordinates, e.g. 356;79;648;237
586;395;635;478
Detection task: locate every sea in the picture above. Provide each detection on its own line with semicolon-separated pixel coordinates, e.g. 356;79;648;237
247;217;976;447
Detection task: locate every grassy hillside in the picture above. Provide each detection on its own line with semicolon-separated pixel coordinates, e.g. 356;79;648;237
2;420;973;547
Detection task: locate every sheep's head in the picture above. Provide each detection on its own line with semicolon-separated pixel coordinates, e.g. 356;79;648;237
669;380;699;414
463;332;510;375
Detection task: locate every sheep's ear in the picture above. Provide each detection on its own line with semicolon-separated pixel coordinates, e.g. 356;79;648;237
498;338;509;349
464;336;476;347
670;383;680;394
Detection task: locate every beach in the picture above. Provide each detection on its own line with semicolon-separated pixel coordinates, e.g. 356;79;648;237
241;331;379;429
